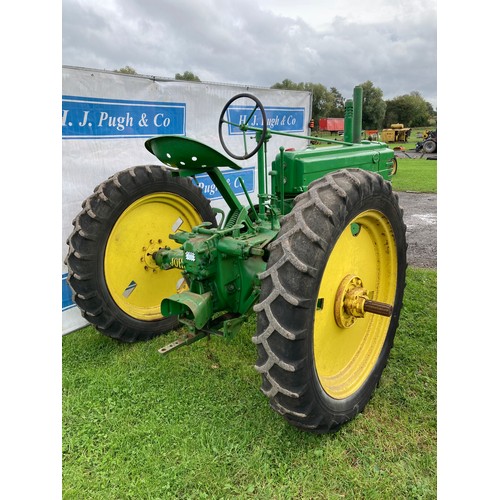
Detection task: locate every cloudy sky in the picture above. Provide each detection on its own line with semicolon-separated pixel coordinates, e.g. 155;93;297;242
62;0;437;108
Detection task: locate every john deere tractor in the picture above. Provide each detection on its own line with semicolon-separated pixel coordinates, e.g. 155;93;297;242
66;87;407;433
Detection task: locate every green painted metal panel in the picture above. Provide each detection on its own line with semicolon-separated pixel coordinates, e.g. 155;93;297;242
273;141;394;198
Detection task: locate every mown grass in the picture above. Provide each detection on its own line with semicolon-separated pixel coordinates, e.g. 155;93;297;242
391;158;437;193
63;268;436;499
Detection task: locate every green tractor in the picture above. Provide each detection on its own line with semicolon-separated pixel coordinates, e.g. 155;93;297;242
66;87;407;433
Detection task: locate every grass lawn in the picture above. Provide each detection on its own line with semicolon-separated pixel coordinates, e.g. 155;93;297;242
391;158;437;193
63;267;436;499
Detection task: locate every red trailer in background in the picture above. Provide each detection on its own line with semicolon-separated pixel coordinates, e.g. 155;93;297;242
319;117;344;134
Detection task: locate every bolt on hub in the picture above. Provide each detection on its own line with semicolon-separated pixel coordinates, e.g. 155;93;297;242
334;274;393;328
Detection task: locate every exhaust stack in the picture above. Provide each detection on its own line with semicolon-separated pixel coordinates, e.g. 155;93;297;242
353;86;363;143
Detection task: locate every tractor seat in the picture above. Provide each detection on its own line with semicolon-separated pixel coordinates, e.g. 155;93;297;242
145;135;241;171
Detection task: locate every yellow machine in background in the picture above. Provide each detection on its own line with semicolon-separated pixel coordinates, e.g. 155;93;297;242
381;123;411;143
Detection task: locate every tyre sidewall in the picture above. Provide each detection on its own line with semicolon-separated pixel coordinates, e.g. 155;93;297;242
423;140;436;154
69;165;215;341
304;184;406;421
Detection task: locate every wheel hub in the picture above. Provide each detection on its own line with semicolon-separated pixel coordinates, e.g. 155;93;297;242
142;239;164;271
334;274;393;328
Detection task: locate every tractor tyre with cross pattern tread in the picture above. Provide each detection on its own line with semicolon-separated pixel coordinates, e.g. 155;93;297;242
253;168;407;433
65;164;216;343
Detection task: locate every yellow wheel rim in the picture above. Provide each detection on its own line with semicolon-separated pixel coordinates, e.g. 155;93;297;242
104;193;203;321
313;209;398;399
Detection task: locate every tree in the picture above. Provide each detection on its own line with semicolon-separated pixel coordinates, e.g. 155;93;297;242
305;83;336;127
329;87;345;118
384;92;435;127
271;80;345;129
175;71;201;82
271;79;302;91
269;78;437;130
358;81;386;130
115;66;137;74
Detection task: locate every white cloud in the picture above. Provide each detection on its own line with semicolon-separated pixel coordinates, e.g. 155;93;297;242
62;0;437;106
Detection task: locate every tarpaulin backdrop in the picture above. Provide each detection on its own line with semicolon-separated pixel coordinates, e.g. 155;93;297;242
62;66;312;334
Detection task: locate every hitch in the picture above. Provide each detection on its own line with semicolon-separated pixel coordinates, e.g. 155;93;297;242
158;330;208;354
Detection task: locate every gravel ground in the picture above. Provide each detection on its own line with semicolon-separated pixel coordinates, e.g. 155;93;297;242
396;191;437;269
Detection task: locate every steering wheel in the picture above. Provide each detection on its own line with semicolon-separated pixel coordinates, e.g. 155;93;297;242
218;93;268;160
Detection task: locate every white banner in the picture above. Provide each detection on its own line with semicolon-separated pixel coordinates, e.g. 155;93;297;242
62;66;312;334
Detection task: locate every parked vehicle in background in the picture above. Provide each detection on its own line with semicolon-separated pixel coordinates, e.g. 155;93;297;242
319;117;344;135
380;123;412;143
415;130;437;154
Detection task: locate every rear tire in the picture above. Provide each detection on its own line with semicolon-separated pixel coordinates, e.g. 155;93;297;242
423;140;437;154
65;165;216;342
253;169;407;433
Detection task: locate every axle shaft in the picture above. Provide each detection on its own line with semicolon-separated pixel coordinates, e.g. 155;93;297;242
363;300;393;317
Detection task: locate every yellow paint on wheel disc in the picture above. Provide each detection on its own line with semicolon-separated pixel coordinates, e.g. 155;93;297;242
313;210;398;399
104;193;203;321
